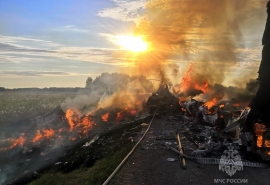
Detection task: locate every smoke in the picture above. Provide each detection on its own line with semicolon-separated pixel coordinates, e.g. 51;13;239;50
61;73;154;114
194;78;259;104
127;0;266;91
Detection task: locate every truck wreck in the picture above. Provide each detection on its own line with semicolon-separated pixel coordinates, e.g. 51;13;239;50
145;2;270;162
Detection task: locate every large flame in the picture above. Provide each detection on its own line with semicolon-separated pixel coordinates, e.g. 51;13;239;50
65;109;80;131
204;98;218;109
76;116;94;135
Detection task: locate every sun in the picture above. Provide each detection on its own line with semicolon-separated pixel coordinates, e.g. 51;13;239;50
116;35;148;52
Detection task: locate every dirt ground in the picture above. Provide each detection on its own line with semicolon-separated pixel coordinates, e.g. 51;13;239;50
111;116;270;185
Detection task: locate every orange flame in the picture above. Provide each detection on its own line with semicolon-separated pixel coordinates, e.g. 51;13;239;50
219;104;225;108
255;123;266;148
32;128;55;143
257;135;263;148
180;65;193;92
116;111;124;122
65;109;80;131
10;136;25;148
204;98;218;109
43;128;54;138
32;130;43;143
101;113;109;122
264;140;270;148
194;81;209;93
1;136;26;151
76;116;94;135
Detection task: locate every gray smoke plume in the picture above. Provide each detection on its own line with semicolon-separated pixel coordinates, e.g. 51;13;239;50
129;0;266;89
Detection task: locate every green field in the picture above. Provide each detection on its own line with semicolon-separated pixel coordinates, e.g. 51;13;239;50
0;91;76;128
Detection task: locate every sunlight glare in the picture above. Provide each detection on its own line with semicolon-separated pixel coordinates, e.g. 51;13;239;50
116;35;148;52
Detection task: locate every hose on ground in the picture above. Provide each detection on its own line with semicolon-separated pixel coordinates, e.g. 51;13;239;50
102;106;160;185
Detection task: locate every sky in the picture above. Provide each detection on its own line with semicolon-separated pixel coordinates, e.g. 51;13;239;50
0;0;267;88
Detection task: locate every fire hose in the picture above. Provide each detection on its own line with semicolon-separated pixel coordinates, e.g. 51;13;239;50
102;105;161;185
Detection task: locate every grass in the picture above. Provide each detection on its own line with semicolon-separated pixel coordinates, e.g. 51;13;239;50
29;142;134;185
0;91;76;129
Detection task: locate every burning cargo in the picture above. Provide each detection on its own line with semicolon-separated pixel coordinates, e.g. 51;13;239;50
147;84;180;114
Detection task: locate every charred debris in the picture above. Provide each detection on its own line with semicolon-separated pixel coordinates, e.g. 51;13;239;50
0;105;151;185
3;2;270;184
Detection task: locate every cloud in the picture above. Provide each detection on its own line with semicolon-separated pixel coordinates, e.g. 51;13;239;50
0;35;60;48
0;35;132;66
98;0;146;23
65;25;75;28
50;26;89;33
0;70;70;77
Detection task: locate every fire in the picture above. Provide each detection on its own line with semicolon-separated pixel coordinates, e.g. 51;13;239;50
204;98;218;109
10;136;25;148
194;81;209;93
257;135;263;148
116;111;125;122
32;128;55;143
180;65;193;92
64;109;96;136
233;103;240;107
175;65;209;94
43;128;54;138
76;116;94;135
265;140;270;148
65;109;80;131
102;113;109;122
0;136;26;151
32;130;43;143
219;104;225;108
254;123;266;148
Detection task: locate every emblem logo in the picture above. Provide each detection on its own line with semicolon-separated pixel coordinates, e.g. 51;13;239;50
219;144;243;176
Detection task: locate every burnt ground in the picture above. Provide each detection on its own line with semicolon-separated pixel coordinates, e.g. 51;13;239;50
2;114;151;185
111;115;270;185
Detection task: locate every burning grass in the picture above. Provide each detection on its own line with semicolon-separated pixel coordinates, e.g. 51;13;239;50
23;116;150;185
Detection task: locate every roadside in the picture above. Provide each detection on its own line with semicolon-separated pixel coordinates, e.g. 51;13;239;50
111;116;270;185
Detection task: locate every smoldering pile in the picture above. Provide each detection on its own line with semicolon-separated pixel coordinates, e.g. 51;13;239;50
0;73;155;185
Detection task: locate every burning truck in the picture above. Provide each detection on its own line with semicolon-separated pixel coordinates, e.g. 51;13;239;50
146;84;181;114
146;83;270;162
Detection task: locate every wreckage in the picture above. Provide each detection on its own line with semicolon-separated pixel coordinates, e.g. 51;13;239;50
147;91;270;162
147;84;181;114
2;3;270;184
146;2;270;161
